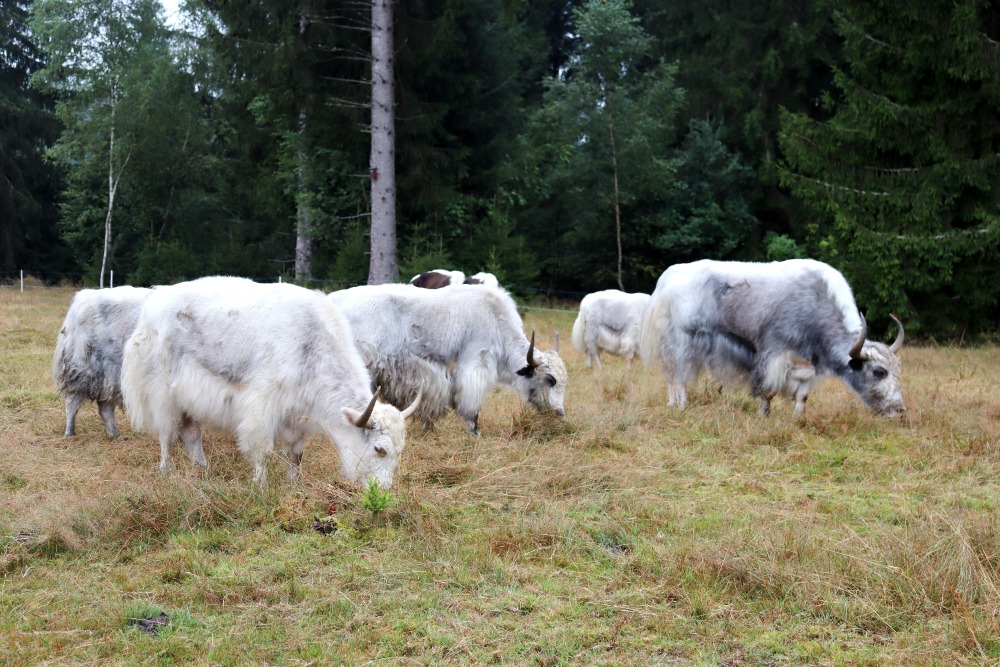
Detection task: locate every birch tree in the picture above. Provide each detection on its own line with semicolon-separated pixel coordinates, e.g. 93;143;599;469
522;0;685;291
30;0;166;287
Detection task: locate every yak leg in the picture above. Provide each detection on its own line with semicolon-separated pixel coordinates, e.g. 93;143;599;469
788;361;816;418
666;358;694;408
584;326;603;370
665;339;700;408
758;395;774;416
282;437;305;481
63;394;84;436
453;367;487;436
180;414;207;467
159;431;174;473
237;423;271;487
97;399;119;438
246;442;269;487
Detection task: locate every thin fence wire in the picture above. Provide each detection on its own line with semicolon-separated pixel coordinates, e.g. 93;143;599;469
0;269;586;313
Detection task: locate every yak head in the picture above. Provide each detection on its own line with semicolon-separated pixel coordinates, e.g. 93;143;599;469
844;314;906;417
340;386;422;487
516;332;568;418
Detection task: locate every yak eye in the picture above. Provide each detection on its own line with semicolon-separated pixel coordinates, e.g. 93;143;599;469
545;374;557;388
374;445;388;458
872;366;888;380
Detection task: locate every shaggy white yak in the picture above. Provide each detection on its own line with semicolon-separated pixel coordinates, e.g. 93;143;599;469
571;289;650;369
121;276;420;485
638;259;905;417
328;283;567;434
52;286;151;437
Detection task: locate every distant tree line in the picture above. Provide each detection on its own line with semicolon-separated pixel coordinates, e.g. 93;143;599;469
2;0;998;336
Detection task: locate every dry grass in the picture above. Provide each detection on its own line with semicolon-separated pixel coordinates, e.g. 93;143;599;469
1;286;998;665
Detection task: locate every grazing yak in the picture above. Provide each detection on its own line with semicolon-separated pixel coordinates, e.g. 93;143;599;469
638;259;905;417
52;286;151;437
409;269;499;288
121;277;420;486
328;283;567;434
571;289;650;369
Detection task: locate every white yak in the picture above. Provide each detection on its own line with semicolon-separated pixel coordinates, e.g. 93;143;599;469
121;276;420;485
571;289;650;369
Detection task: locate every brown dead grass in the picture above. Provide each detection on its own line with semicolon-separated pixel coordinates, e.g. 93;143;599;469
1;286;998;665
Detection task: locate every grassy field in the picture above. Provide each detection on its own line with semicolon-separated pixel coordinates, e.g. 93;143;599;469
1;284;998;666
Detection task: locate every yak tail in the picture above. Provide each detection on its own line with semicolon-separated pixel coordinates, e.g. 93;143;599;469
51;293;90;390
51;324;72;389
638;292;668;369
120;326;155;433
570;307;586;352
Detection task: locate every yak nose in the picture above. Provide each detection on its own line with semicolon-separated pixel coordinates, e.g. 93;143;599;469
554;407;566;419
883;403;906;418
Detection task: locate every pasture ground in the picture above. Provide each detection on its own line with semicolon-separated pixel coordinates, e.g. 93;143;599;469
1;285;998;666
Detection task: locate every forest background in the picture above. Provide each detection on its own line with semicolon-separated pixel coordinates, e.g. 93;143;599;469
3;0;999;338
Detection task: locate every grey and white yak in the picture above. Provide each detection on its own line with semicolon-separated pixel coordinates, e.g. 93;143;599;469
638;259;905;417
52;286;151;437
329;283;567;434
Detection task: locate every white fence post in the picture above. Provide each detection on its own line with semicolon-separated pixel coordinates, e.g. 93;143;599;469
20;270;24;293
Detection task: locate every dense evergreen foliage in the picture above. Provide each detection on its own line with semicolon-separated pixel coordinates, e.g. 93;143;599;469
780;0;1000;335
0;0;66;273
4;0;999;335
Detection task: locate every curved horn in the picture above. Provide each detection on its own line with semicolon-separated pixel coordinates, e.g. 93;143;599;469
353;386;382;428
554;332;560;353
888;313;904;353
527;331;540;368
400;384;423;419
848;312;868;360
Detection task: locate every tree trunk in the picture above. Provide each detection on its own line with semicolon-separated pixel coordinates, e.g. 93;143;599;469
368;0;397;285
606;94;624;291
100;85;125;289
294;11;312;282
294;107;313;281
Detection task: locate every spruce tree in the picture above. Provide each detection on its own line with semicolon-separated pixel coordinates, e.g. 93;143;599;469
779;0;1000;335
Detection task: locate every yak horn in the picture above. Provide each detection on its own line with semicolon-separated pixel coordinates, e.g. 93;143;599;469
848;312;868;360
401;384;423;419
354;386;382;427
554;332;560;352
888;313;904;353
527;331;540;368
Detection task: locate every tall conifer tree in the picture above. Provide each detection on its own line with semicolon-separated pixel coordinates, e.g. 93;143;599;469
779;0;1000;334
